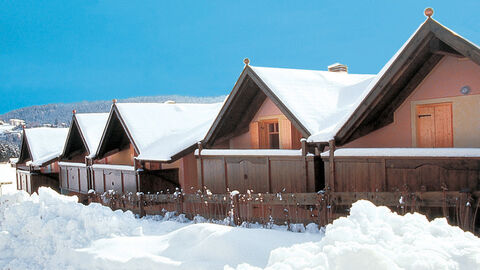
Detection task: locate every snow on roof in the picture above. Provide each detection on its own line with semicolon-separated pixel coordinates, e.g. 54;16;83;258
249;66;375;140
195;149;310;157
320;148;480;158
24;127;69;166
74;113;109;158
308;19;479;143
309;21;425;143
115;103;222;162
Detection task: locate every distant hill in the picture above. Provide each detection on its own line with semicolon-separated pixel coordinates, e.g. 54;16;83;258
0;95;226;127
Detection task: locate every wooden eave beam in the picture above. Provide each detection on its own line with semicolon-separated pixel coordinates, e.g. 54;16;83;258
208;77;265;147
336;19;480;146
95;105;139;159
345;53;444;143
335;26;434;145
429;39;463;58
204;69;249;147
430;19;480;66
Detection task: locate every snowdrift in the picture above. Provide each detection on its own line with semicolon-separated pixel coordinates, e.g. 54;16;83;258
0;187;479;269
0;188;320;269
232;201;480;270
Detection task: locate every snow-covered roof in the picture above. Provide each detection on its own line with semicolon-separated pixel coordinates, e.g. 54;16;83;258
114;103;222;162
310;19;480;144
24;127;69;166
321;148;480;158
74;113;109;158
307;21;424;144
249;66;375;140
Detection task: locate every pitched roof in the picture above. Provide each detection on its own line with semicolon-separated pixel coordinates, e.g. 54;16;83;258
96;103;222;162
62;113;109;160
75;113;109;157
203;65;375;146
19;127;69;166
311;18;480;145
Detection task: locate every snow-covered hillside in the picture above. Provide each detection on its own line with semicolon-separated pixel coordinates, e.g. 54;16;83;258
0;164;479;270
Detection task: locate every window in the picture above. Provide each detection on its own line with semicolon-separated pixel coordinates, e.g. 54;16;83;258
249;118;303;149
267;122;279;149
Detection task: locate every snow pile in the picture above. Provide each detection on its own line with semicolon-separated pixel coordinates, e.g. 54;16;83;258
0;188;321;269
0;188;152;269
232;200;480;270
1;183;479;269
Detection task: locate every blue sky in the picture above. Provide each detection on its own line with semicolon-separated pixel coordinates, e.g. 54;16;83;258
1;1;480;114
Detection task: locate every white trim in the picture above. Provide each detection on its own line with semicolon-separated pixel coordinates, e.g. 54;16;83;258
91;164;135;171
195;149;309;157
320;148;480;158
58;162;87;168
16;170;32;174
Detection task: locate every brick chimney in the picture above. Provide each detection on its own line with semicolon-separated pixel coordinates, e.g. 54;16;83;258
328;63;348;73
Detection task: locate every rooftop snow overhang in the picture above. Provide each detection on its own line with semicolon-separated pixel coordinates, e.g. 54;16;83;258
334;18;480;146
203;66;312;147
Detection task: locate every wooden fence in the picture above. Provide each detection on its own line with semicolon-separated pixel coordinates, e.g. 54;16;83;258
87;190;480;233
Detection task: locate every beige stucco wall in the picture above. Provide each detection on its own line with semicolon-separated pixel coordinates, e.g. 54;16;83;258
228;98;290;149
104;144;135;165
346;56;480;148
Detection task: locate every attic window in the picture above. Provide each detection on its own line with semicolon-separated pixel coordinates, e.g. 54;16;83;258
267;122;279;149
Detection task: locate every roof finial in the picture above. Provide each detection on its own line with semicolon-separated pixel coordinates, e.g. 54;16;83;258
243;58;250;65
112;99;117;104
72;109;76;114
424;7;434;18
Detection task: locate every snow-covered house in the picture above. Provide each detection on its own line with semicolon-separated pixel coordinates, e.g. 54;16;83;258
16;127;69;194
93;102;222;194
59;112;109;197
198;63;375;193
309;17;480;196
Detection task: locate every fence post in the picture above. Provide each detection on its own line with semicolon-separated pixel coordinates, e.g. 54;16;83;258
139;193;146;217
197;142;205;191
328;139;336;192
232;194;240;226
177;192;184;215
87;191;95;204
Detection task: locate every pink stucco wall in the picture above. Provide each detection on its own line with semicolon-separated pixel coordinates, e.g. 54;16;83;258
346;56;480;148
229;98;285;149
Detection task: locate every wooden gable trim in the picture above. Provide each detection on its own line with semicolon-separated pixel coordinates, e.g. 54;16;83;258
17;130;32;164
246;67;311;138
60;114;89;160
95;104;140;159
203;66;310;147
335;18;480;146
203;68;249;146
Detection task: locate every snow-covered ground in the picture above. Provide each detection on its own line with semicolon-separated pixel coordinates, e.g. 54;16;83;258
1;163;480;269
0;163;17;195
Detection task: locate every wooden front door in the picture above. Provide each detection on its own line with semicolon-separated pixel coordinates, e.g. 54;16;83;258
416;103;453;147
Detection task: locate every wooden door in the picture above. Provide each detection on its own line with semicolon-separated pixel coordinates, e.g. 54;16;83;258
249;121;268;149
416;103;453;147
